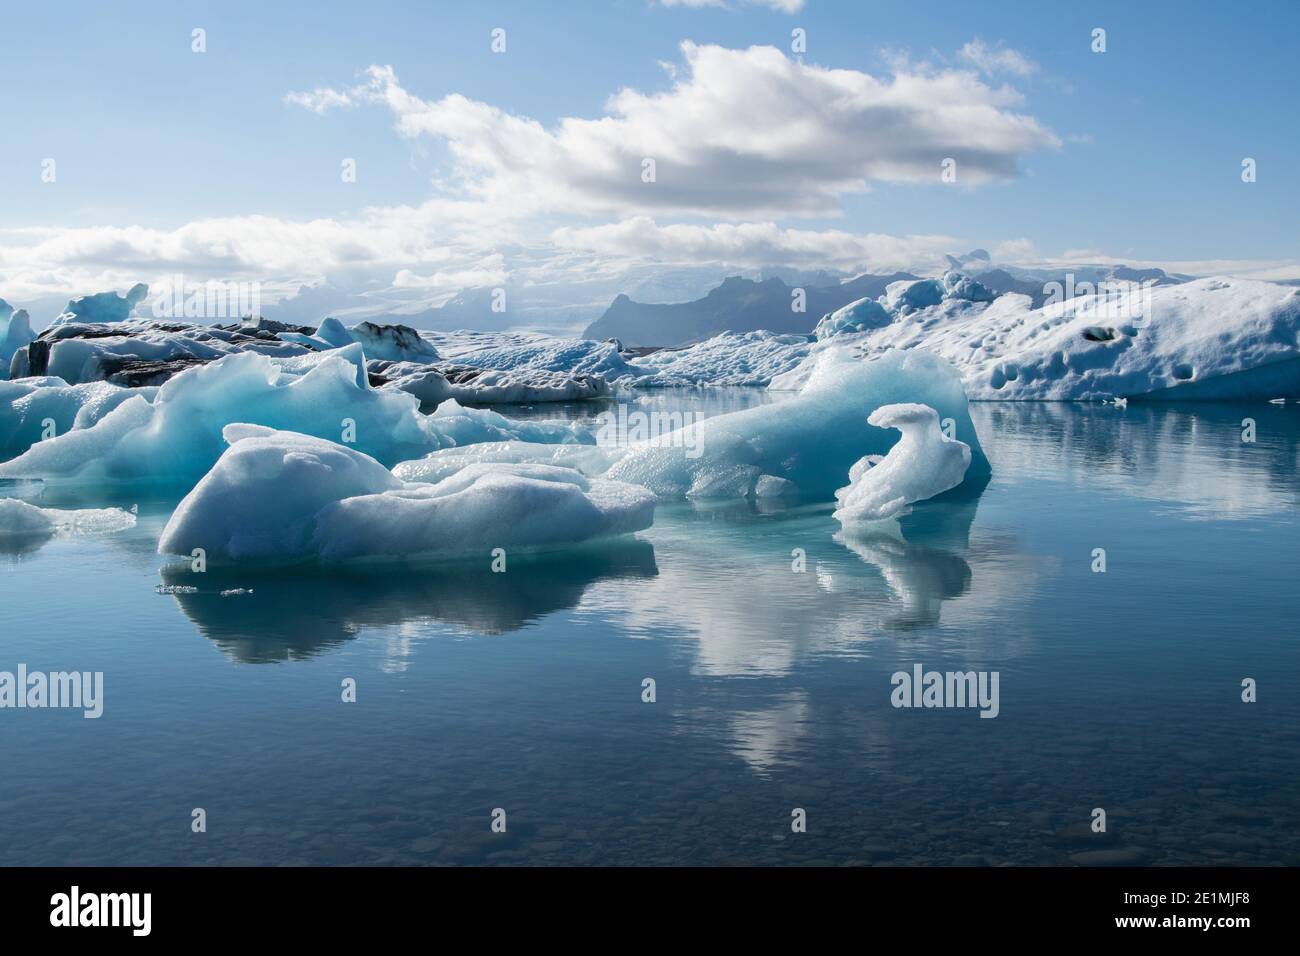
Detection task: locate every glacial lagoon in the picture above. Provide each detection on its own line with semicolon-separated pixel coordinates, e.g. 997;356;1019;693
1;395;1297;866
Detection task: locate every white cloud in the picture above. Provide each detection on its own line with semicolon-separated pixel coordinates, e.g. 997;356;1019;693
958;40;1039;77
290;43;1058;219
659;0;805;12
552;217;962;274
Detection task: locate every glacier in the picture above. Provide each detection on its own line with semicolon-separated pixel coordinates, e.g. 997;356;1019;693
833;403;972;524
157;425;655;563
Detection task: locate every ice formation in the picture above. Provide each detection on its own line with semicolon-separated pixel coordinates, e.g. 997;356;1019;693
606;348;988;500
0;379;158;460
814;298;891;341
394;441;614;484
11;317;308;384
0;498;136;537
832;404;971;524
778;276;1300;401
0;349;589;490
628;330;812;387
0;301;36;379
49;283;149;326
158;426;655;563
370;361;611;405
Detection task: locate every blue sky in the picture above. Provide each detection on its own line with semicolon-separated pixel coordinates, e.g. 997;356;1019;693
2;0;1297;321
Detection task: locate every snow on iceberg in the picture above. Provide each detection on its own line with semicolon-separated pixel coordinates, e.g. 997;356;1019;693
606;347;989;500
628;330;813;386
814;297;891;341
158;425;655;563
0;349;589;490
425;329;635;380
832;404;971;524
394;441;614;484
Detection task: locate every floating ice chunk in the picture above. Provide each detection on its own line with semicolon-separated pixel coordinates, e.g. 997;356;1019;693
0;498;135;536
814;298;891;341
0;350;590;490
158;426;654;563
833;404;971;524
607;348;988;500
0;498;54;535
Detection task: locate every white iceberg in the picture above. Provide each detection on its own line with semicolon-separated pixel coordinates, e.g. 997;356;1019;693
0;498;136;537
158;425;655;563
833;404;971;524
49;283;149;327
628;330;813;387
606;347;988;500
783;275;1300;401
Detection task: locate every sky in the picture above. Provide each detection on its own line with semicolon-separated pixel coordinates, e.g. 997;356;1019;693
2;0;1297;325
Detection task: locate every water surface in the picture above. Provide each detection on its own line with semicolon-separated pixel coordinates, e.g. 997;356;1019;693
1;398;1297;865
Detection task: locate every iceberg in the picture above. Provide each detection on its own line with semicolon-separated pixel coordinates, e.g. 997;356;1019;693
606;348;989;500
628;330;813;387
0;301;36;380
787;275;1300;401
158;425;655;563
369;361;611;405
0;378;157;461
0;498;54;536
0;498;136;537
12;317;309;384
832;404;971;524
49;283;149;327
0;349;589;490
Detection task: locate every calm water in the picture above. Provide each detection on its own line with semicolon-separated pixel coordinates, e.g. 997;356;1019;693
1;396;1298;866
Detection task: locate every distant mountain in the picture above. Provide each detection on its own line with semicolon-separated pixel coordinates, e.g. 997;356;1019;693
584;272;918;347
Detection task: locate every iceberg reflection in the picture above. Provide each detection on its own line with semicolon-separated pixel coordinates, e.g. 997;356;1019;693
159;538;658;663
